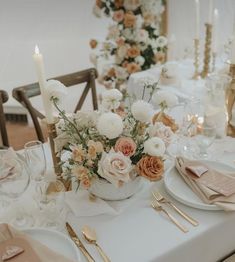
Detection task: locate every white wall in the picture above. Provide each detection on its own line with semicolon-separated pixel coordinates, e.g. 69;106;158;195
168;0;235;60
1;0;235;111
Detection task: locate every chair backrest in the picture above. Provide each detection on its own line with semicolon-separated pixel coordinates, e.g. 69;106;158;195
0;90;9;147
12;68;98;143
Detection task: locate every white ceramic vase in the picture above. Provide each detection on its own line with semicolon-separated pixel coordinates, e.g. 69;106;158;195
89;176;144;201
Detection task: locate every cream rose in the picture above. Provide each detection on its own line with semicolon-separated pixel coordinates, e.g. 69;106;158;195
98;150;132;187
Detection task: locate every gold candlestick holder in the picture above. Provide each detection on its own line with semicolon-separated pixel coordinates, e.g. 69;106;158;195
192;38;200;80
227;63;235;137
47;120;71;191
201;23;213;78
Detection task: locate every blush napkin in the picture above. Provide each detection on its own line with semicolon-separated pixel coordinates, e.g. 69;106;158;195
0;224;76;262
175;157;235;211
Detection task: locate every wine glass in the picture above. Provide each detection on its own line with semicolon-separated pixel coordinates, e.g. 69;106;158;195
194;123;216;159
24;140;46;182
0;154;34;227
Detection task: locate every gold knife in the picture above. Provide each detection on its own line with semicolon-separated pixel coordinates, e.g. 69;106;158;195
66;222;95;262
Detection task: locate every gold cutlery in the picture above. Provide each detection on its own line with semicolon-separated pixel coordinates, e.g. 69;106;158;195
82;225;111;262
65;222;95;262
152;191;199;227
151;200;189;233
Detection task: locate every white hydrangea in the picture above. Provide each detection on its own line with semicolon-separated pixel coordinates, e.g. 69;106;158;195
131;100;153;122
74;111;99;128
144;137;166;157
46;80;68;103
97;112;123;139
152;90;178;108
156;36;168;48
102;89;123;110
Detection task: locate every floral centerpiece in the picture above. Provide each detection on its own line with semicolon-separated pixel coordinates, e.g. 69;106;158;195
90;0;167;89
48;79;178;200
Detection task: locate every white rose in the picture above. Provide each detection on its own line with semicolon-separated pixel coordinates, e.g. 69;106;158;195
131;100;153;122
117;45;128;59
144;137;166;156
136;29;149;43
156;36;168;48
152;90;178;108
124;0;141;11
148;122;174;147
107;25;120;40
98;150;132;187
102;89;123;110
115;66;129;80
46;80;68;103
97;112;123;139
135;55;145;66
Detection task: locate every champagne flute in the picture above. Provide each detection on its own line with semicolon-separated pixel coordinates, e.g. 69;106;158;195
24;140;46;182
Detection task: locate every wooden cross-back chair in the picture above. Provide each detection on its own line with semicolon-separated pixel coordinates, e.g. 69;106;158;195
0;90;9;147
12;68;98;143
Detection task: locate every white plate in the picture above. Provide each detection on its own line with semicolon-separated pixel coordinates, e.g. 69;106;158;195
23;228;81;261
164;160;235;211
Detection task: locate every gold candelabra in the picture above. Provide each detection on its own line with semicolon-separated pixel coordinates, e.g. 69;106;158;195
227;63;235;137
47;120;71;191
201;23;213;78
192;38;200;80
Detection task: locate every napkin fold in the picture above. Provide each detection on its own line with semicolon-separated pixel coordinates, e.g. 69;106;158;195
175;157;235;211
0;224;76;262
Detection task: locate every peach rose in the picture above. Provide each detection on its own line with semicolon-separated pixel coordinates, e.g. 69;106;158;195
124;12;136;28
126;62;141;74
143;12;155;26
71;145;86;163
113;10;124;22
87;140;104;160
152;112;179;133
81;175;91;189
154;52;166;64
114;0;124;8
127;46;140;58
115;137;136;157
96;0;103;8
136;155;164;181
89;39;98;49
72;166;89;180
116;37;125;46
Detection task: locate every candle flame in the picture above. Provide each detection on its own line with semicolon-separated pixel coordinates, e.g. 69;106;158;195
197;116;204;125
35;45;40;54
214;8;218;16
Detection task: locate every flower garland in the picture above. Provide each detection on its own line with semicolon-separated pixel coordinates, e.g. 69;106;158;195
90;0;167;89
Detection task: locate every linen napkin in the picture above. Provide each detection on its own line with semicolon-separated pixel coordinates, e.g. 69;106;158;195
0;224;76;262
175;157;235;211
65;181;148;217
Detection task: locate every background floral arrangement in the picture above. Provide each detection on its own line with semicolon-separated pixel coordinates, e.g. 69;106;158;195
90;0;167;89
49;80;179;190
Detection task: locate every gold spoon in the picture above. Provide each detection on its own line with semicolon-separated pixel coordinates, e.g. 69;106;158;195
82;225;111;262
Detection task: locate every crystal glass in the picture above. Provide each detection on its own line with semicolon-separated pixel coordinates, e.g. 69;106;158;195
34;179;66;230
0;153;34;227
24;140;46;181
194;124;216;159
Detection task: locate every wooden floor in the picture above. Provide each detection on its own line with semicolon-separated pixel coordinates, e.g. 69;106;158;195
6;121;47;150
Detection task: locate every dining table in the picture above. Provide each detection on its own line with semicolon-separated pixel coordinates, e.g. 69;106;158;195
2;59;235;262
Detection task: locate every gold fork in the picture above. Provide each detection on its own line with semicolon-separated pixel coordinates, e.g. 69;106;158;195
152;191;198;226
151;200;189;233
